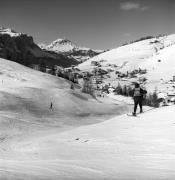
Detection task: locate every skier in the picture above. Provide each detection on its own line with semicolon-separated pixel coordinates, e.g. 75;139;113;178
50;102;53;110
132;82;147;116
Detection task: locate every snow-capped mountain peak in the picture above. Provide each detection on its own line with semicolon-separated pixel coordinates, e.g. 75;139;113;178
46;38;77;52
40;38;104;62
51;38;75;45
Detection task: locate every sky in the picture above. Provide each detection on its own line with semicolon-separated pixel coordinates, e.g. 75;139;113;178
0;0;175;49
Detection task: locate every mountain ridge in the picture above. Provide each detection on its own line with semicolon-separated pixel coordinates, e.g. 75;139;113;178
0;27;78;68
39;38;105;62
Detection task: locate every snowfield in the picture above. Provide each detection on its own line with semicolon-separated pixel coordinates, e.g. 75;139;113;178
1;104;175;180
0;57;133;179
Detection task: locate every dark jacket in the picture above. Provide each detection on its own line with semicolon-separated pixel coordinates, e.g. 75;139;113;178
133;87;147;97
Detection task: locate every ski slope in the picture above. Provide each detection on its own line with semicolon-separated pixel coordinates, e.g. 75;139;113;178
0;57;133;179
0;57;131;131
1;104;175;180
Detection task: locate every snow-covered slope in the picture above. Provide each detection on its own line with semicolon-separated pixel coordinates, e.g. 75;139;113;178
39;38;104;62
1;103;175;179
79;35;172;70
78;34;175;92
0;57;133;179
140;43;175;80
0;57;128;125
0;57;131;150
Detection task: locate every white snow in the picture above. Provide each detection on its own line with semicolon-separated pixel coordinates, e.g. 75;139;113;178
140;43;175;81
108;93;134;104
1;103;175;179
46;38;77;52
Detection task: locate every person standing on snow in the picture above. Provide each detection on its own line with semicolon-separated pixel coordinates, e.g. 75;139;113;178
50;102;53;110
132;83;147;116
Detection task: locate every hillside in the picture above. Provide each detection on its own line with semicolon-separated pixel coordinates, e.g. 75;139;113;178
39;38;104;62
78;34;175;94
0;57;131;126
0;56;131;151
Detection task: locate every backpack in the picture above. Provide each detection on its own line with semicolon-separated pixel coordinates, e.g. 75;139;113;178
134;88;141;96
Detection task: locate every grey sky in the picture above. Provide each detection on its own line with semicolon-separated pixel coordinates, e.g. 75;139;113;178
0;0;174;49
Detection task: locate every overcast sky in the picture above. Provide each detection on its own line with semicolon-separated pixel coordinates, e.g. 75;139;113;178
0;0;174;49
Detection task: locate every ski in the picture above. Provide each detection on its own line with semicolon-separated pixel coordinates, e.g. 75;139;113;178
127;113;139;117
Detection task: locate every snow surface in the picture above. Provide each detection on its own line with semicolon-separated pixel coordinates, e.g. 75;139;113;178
1;103;175;179
108;93;134;105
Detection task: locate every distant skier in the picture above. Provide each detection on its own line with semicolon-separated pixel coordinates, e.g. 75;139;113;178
50;102;53;110
132;83;147;116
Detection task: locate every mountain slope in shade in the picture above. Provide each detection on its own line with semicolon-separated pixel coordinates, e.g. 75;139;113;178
39;38;105;62
0;27;78;67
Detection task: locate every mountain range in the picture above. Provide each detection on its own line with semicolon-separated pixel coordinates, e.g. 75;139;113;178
0;27;103;68
39;38;104;62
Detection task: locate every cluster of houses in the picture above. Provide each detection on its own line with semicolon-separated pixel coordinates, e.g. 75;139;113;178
29;64;80;83
91;61;101;67
116;68;147;79
29;63;108;87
